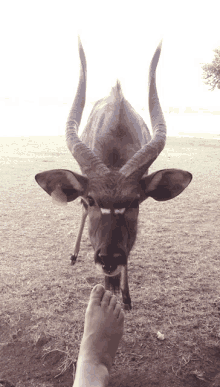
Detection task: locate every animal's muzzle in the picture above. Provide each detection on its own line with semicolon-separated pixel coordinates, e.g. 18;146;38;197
95;249;127;276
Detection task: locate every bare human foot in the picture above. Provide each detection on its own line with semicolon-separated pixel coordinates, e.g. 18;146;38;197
73;284;124;387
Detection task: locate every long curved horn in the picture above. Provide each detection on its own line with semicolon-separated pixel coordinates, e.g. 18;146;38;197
66;37;109;177
119;41;166;181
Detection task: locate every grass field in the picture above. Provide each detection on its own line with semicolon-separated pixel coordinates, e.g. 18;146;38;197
1;135;220;387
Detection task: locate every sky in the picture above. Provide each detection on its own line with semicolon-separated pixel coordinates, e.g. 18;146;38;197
0;0;220;137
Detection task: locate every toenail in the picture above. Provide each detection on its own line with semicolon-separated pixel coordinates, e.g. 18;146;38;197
94;284;104;292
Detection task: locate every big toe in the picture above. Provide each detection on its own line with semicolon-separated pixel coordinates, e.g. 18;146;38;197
89;284;105;305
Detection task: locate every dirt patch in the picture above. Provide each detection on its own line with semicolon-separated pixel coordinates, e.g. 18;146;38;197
0;313;74;387
0;339;73;387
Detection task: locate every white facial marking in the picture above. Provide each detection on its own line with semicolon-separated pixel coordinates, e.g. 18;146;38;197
114;208;125;215
100;208;111;214
100;208;126;215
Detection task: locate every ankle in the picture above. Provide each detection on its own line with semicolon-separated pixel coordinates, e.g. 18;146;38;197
78;345;113;371
73;359;109;387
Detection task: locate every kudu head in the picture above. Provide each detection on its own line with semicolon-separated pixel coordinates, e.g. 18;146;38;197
35;38;192;278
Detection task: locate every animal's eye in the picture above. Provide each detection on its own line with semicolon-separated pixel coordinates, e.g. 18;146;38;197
87;196;95;206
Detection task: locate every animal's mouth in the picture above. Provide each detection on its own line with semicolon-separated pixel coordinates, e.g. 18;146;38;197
95;263;123;277
95;249;127;276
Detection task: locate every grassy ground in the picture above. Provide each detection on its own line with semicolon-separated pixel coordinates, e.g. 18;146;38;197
1;135;220;386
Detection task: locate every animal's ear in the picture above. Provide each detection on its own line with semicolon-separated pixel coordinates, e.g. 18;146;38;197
35;169;88;205
139;169;192;202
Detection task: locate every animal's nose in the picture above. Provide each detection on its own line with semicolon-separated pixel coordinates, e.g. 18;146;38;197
97;252;124;274
98;254;116;271
102;264;115;275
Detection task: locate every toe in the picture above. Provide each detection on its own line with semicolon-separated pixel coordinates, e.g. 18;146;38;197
113;302;122;317
109;294;117;309
101;290;112;306
118;308;125;324
89;284;105;305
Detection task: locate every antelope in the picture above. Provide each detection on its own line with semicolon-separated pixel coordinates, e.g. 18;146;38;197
35;38;192;309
